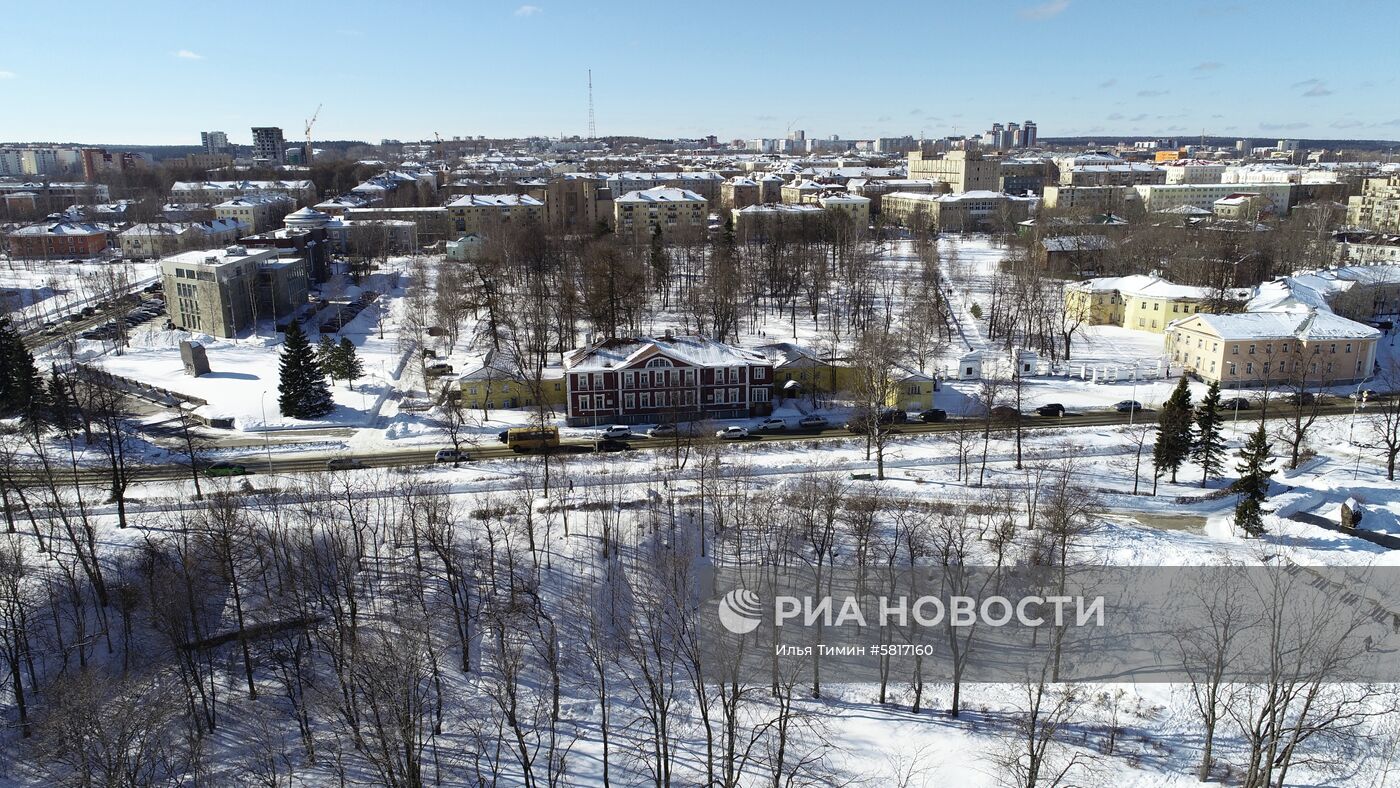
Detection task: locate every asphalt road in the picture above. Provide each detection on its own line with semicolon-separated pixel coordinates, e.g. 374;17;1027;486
19;398;1378;485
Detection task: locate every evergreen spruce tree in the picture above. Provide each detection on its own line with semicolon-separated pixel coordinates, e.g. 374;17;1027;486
279;322;335;419
1192;381;1227;487
317;334;340;385
336;337;364;391
48;368;76;437
0;320;49;428
1152;376;1194;489
1231;424;1274;537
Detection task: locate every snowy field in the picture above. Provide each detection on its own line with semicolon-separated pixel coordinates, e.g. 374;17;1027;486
0;257;158;327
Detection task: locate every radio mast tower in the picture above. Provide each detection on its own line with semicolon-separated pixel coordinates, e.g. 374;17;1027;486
587;69;596;140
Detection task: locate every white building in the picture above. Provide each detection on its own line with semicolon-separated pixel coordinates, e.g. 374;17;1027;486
1135;182;1293;215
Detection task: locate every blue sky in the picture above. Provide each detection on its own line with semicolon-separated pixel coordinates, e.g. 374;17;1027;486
1;0;1397;146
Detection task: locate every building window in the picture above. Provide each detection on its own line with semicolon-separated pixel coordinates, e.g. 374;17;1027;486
640;393;651;408
754;388;769;403
729;387;739;403
1248;344;1255;355
623;371;635;388
579;395;592;410
1232;344;1239;355
624;393;635;410
592;373;604;389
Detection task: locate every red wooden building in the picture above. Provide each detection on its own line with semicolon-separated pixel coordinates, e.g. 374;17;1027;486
564;334;774;427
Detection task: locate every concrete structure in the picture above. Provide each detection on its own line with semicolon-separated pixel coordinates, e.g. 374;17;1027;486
1041;185;1140;213
7;221;108;259
721;177;761;210
118;219;247;259
1335;232;1400;266
1135;182;1294;215
251;127;286;164
1347;174;1400;233
563;334;773;426
214;195;294;234
446;194;545;236
161;246;307;338
731;203;825;240
1065;275;1244;334
817;193;870;227
343;206;451;246
1055;152;1165;186
1163;160;1227;184
544;175;613;233
881;191;1034;232
201;131;230;155
1213;192;1275;221
171;180;317;205
906;150;999;192
613;186;707;242
1166;311;1379;387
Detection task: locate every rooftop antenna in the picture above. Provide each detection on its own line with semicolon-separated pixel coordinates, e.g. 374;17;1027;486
587;69;596;140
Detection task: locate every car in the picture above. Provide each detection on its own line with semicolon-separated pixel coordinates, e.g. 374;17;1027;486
81;306;97;317
756;417;788;433
715;426;750;440
601;425;632;439
67;313;85;323
647;423;679;438
798;414;830;430
989;405;1021;419
326;458;368;471
918;408;948;423
845;408;907;433
880;408;908;424
1036;403;1065;417
434;448;467;463
1285;392;1317;406
1115;400;1144;413
1349;389;1379;402
594;438;633;453
1220;397;1253;411
425;363;454;376
205;461;247;477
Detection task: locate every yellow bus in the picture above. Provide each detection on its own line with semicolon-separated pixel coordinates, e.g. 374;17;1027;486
507;426;560;452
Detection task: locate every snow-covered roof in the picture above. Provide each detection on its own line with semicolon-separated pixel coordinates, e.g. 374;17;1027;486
1041;235;1111;253
615;186;705;204
446;194;544;208
1176;310;1380;341
565;335;769;372
1069;274;1217;300
10;221;105;236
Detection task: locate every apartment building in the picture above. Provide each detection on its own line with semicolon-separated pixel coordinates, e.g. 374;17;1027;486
446;194;545;236
1335;231;1400;265
343;206;451;246
7;221;109;259
613;187;707;242
118;219;247;259
906;150;999;192
544;175;614;233
818;193;871;226
251;127;286;164
731;203;825;240
214;195;294;234
881;191;1034;232
562;334;774;427
170;180;318;206
161;246;308;338
1135;182;1294;215
722;177;761;210
1165;310;1379;387
1041;185;1140;212
1055;153;1166;187
1347;174;1400;233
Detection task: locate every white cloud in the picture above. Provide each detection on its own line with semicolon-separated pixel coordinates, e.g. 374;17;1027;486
174;49;204;60
514;4;542;16
0;70;15;79
1018;0;1069;20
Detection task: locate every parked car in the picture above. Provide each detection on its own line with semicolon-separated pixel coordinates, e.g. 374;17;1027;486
81;306;97;317
1285;392;1317;406
326;458;368;471
989;405;1021;419
798;414;830;430
594;438;633;453
715;426;750;440
205;461;247;478
1036;403;1066;417
647;423;679;438
1220;397;1252;411
1115;400;1144;413
425;363;454;376
601;425;632;439
756;417;787;433
918;408;948;423
845;408;907;433
434;448;467;463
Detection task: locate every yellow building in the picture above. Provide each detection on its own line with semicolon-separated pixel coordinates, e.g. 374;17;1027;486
1065;274;1241;334
613;186;707;243
1165;310;1379;386
458;353;567;410
446;194;545;237
887;369;937;411
758;343;858;399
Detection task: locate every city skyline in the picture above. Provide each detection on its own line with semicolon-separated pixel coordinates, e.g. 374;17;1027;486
1;0;1397;146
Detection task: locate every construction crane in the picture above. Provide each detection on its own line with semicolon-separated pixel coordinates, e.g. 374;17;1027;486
434;131;444;160
303;103;322;163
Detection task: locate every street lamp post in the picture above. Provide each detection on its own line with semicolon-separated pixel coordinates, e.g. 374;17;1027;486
260;390;274;473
